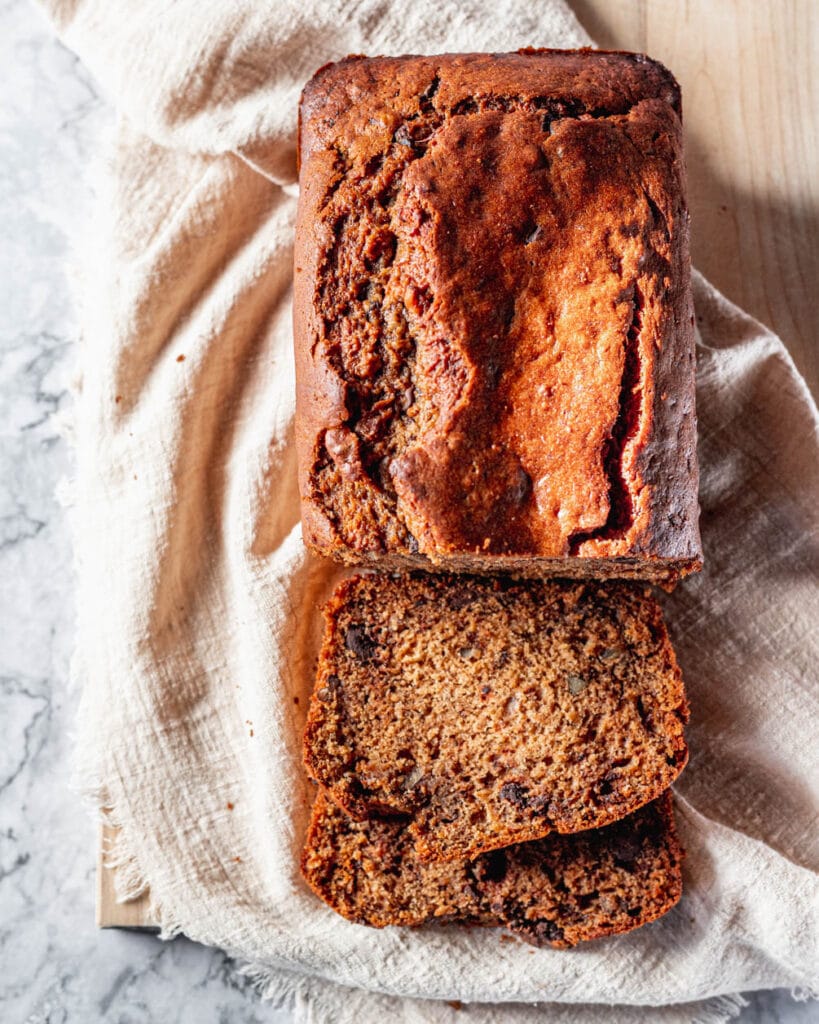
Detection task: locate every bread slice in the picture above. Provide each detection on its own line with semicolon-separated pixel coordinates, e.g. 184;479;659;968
303;572;688;862
301;789;683;948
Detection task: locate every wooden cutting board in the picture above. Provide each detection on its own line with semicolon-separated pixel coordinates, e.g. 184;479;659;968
97;0;818;928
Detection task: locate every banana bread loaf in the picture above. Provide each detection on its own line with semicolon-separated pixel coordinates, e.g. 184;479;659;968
301;789;683;948
294;49;702;584
303;572;688;862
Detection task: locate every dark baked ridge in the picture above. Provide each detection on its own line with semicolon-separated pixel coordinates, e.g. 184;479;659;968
301;789;683;949
294;49;702;584
303;573;689;862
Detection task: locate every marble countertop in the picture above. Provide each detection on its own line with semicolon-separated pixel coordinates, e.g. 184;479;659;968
0;2;814;1021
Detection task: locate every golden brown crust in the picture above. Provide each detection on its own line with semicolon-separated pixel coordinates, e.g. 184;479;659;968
301;788;683;948
303;572;689;862
294;49;701;584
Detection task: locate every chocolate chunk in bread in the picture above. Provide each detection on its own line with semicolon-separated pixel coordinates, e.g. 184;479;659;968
294;49;702;584
303;572;688;862
301;789;684;948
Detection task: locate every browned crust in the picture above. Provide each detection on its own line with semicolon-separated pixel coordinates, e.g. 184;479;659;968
294;48;701;583
301;788;683;948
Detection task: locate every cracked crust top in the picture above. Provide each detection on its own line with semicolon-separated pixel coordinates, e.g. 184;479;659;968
294;49;702;583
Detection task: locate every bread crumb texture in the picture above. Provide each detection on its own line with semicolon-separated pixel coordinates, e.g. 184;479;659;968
301;788;683;948
303;572;688;862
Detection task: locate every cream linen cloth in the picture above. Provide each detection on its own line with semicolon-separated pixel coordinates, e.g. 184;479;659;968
41;0;819;1020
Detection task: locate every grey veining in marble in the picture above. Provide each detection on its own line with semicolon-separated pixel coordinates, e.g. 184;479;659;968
0;1;814;1022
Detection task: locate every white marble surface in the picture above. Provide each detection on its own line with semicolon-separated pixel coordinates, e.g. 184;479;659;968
0;2;815;1022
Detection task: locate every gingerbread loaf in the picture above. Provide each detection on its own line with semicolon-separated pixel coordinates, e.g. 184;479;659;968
303;572;688;862
302;789;683;948
294;49;702;584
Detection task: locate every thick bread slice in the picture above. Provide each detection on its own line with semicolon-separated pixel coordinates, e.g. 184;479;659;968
301;789;683;948
303;572;688;862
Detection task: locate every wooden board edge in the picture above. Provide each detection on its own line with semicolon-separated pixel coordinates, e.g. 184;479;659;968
96;823;157;930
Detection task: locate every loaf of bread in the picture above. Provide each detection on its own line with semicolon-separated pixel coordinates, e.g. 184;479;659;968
302;789;683;948
303;572;688;862
294;49;702;584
